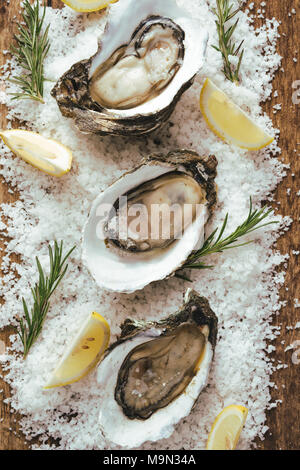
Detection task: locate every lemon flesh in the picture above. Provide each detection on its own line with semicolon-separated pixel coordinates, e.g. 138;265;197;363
44;312;110;389
206;405;248;450
0;129;72;177
61;0;118;12
200;78;274;150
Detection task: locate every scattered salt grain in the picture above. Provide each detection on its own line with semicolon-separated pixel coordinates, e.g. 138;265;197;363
294;299;300;309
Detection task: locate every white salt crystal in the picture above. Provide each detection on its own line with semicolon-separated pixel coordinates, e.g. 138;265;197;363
294;299;300;309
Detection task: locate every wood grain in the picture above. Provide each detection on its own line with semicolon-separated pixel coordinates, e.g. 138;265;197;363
0;0;299;450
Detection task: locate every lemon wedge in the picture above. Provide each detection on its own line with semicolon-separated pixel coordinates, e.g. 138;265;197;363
44;312;110;389
206;405;248;450
0;129;73;177
61;0;118;12
200;78;274;150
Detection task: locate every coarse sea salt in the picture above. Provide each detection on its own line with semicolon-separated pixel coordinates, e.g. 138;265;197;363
0;0;291;450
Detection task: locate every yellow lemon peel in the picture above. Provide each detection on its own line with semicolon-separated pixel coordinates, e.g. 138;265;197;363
44;312;110;389
200;78;274;150
206;404;248;450
0;129;72;177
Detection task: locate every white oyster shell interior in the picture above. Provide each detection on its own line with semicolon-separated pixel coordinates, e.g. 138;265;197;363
89;0;208;118
82;162;208;294
97;329;213;448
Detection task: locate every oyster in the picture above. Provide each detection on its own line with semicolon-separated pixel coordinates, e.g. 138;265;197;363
97;289;218;448
89;17;185;110
82;150;217;293
104;171;207;253
51;0;208;136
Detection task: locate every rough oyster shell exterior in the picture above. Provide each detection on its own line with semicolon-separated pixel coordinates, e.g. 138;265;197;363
82;150;217;293
51;0;208;136
97;289;218;448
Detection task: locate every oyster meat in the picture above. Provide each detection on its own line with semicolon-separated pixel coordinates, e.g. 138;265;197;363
105;171;207;253
82;150;217;293
52;0;208;136
89;17;185;110
97;289;218;448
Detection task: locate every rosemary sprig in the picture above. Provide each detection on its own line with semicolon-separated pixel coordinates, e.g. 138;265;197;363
212;0;244;83
16;241;76;358
10;0;50;103
177;198;277;280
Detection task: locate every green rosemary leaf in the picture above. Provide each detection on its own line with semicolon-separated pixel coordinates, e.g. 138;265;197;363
215;214;228;243
10;0;50;103
181;264;214;270
16;241;76;358
176;198;278;279
212;0;244;83
175;273;193;282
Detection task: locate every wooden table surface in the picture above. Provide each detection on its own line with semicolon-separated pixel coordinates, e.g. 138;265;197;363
0;0;299;450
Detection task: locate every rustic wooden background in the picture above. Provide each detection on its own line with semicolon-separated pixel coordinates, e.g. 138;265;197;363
0;0;299;450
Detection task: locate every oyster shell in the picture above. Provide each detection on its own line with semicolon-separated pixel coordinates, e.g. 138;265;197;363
51;0;208;136
97;289;218;448
82;150;217;293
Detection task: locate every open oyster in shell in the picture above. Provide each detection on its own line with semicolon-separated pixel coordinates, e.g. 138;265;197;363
82;150;217;293
51;0;208;136
97;289;218;448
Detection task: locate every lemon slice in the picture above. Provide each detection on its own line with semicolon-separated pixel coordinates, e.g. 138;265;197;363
61;0;118;12
44;312;110;389
206;405;248;450
200;78;274;150
0;129;72;177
